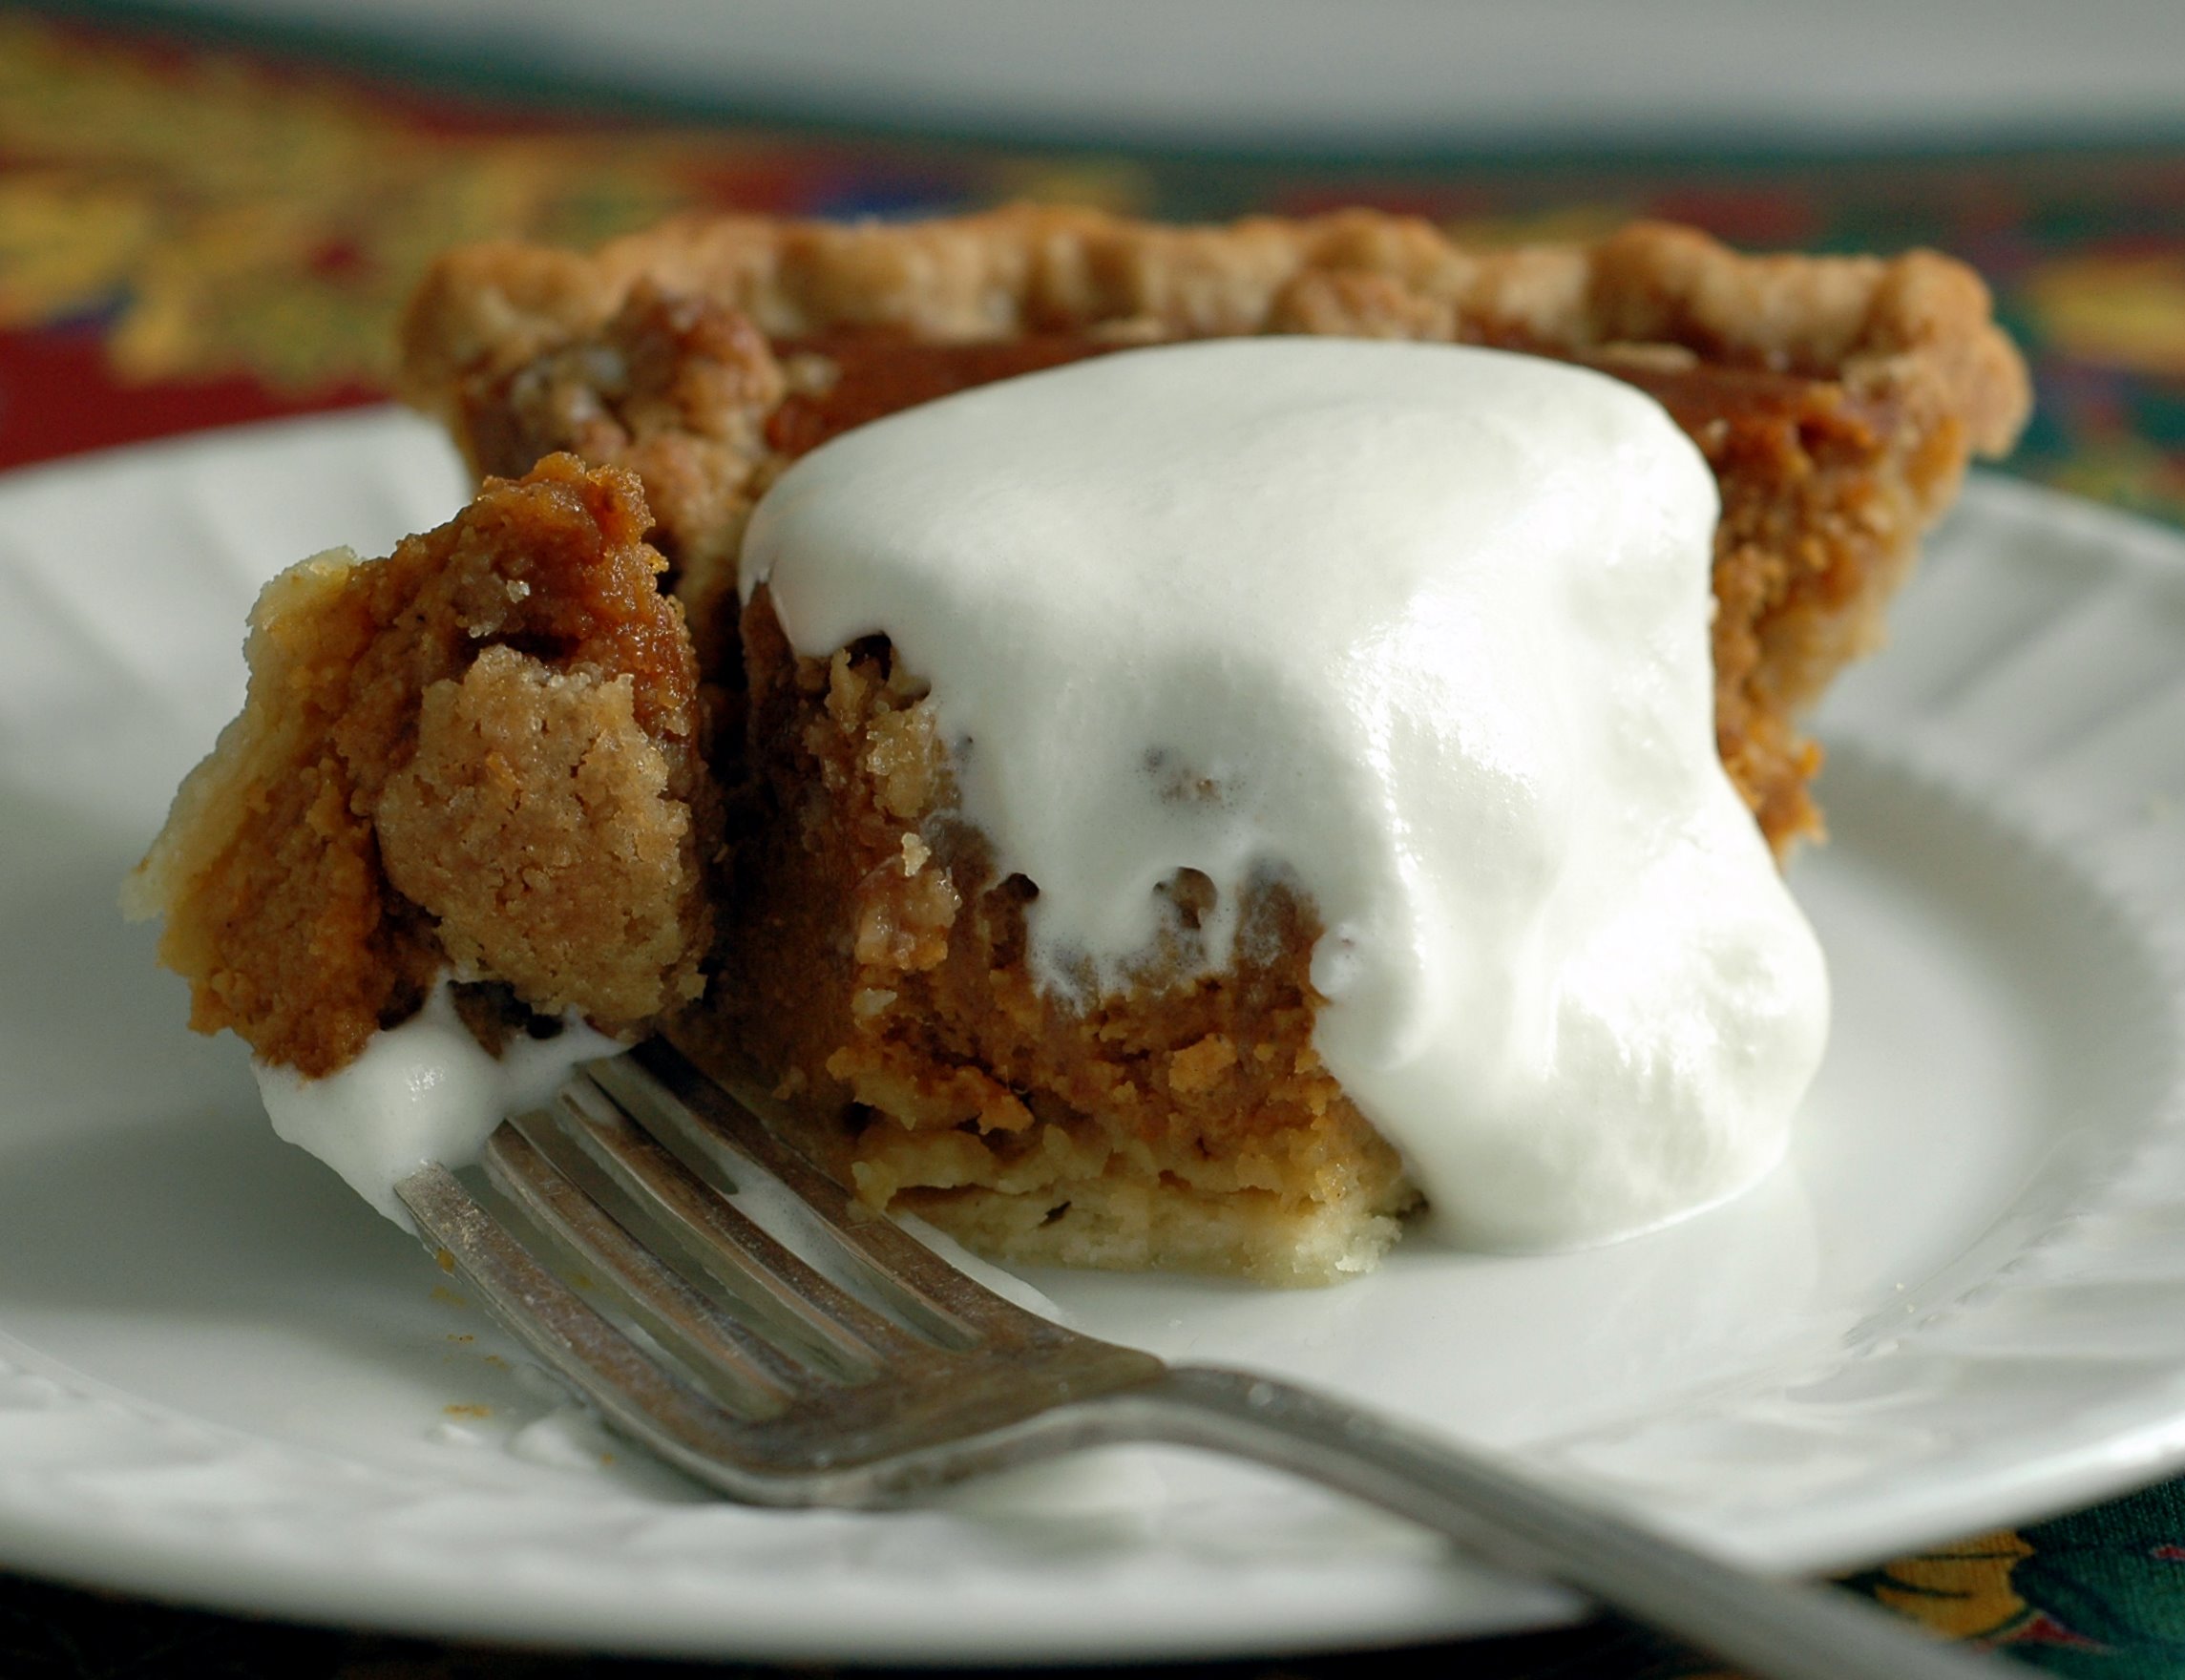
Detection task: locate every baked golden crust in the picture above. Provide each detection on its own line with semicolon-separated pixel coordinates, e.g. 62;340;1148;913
403;205;2027;453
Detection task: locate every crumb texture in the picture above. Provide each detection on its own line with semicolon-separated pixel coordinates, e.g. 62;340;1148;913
126;455;713;1076
379;644;704;1025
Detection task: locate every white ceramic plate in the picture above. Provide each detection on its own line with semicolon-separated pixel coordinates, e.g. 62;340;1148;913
1;409;2183;1663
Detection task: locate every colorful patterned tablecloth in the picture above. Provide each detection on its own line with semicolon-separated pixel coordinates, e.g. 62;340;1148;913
5;10;2185;1677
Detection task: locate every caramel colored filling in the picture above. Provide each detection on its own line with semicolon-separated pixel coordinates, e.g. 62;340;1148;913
130;456;715;1077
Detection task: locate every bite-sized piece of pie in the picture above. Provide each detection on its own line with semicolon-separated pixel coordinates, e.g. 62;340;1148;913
125;454;717;1079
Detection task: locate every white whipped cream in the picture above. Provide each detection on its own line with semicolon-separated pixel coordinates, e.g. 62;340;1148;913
255;981;620;1225
745;338;1829;1250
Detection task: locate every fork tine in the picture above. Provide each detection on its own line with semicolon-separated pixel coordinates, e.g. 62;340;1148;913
400;1135;1160;1505
521;1079;919;1378
609;1042;1081;1351
394;1160;784;1487
481;1119;808;1413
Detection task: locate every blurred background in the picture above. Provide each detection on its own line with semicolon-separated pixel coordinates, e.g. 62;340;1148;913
6;4;2185;1676
3;0;2184;517
94;0;2185;149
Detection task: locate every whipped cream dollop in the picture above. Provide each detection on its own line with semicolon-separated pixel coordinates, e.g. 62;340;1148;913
255;981;620;1225
746;338;1829;1250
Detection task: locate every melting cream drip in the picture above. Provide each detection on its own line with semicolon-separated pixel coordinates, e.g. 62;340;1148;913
255;981;620;1226
746;338;1829;1250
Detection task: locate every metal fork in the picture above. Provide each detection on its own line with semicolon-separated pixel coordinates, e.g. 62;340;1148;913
394;1040;2001;1680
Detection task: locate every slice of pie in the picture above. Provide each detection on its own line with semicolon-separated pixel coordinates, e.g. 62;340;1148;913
137;208;2028;1285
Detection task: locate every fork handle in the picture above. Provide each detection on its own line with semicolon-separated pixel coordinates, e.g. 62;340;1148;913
1105;1366;2000;1680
